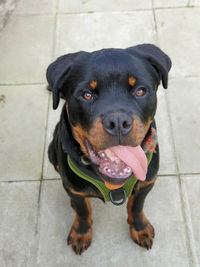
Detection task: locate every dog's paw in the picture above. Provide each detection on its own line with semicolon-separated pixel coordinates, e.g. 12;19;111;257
67;226;92;255
129;220;155;250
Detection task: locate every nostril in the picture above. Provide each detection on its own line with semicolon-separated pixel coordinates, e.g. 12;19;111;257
122;121;129;129
110;121;115;130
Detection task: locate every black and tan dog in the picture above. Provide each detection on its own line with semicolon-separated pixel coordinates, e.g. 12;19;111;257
46;44;171;255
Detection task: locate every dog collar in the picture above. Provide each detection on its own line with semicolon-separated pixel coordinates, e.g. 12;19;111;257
67;152;153;205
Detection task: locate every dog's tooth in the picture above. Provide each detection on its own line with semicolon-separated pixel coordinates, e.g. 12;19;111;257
106;168;111;173
124;167;131;173
100;152;105;158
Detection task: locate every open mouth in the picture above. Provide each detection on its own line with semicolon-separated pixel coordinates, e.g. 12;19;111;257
85;140;148;188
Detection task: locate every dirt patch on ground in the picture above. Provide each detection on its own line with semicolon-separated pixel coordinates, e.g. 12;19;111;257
0;94;6;104
0;0;17;31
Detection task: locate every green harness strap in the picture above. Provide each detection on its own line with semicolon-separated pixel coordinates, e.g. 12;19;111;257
67;152;153;202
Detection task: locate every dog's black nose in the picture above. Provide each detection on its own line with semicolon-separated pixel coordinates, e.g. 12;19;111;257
102;113;132;136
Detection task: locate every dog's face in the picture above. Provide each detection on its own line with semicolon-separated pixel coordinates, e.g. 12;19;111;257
47;44;171;186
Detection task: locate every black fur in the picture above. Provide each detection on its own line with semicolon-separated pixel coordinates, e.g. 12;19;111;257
46;44;171;254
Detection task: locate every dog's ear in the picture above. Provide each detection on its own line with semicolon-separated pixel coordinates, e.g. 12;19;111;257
46;52;86;109
126;44;172;89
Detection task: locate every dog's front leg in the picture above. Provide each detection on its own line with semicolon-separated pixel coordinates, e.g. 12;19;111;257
67;193;92;255
127;176;157;250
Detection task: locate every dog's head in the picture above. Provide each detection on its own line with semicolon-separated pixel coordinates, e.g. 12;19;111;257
47;44;171;187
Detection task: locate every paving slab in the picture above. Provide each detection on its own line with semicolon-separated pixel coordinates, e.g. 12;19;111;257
155;7;200;78
154;0;200;8
0;85;48;181
181;175;200;266
58;0;152;13
13;0;57;15
0;181;39;267
166;78;200;173
0;15;55;84
37;177;190;267
55;11;156;56
156;89;177;175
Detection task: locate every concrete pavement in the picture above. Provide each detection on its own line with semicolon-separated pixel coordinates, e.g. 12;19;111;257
0;0;200;266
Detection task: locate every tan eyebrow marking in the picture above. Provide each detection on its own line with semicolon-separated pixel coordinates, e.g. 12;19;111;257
90;80;97;90
128;76;136;86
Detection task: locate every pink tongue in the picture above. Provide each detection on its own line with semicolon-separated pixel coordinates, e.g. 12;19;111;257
110;145;147;181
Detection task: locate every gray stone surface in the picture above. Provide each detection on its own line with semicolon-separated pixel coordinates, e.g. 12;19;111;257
55;11;156;57
155;89;177;175
181;175;200;266
0;85;48;181
154;0;200;8
167;78;200;173
0;181;39;267
58;0;152;13
0;15;54;84
13;0;57;15
37;178;190;267
156;7;200;78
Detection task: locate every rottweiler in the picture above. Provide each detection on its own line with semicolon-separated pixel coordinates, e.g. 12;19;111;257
46;44;171;255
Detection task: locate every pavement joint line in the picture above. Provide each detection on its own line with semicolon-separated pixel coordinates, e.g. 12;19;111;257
39;8;58;183
2;173;200;184
0;82;46;86
0;178;61;184
169;75;200;81
158;173;178;177
55;0;59;13
53;8;59;59
56;5;200;15
178;174;199;266
57;9;152;15
0;180;42;183
56;10;156;17
5;9;153;18
3;5;199;18
3;13;58;17
165;90;180;174
152;0;159;46
40;91;50;181
154;5;200;11
34;10;59;240
42;178;61;181
35;178;43;237
35;180;45;261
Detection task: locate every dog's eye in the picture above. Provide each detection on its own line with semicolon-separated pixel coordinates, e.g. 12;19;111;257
82;91;93;100
135;87;146;97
